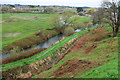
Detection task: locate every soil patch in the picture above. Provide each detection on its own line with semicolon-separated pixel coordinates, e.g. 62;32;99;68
3;33;22;37
51;59;99;78
0;21;14;23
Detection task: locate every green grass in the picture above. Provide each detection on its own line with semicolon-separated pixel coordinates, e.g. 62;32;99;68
2;13;54;21
1;13;93;72
78;58;118;78
32;26;118;78
2;13;92;48
2;13;54;47
2;29;59;53
78;16;92;22
1;25;97;71
2;23;118;78
1;13;118;78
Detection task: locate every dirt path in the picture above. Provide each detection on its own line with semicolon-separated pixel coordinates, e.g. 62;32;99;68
3;33;22;37
0;21;13;23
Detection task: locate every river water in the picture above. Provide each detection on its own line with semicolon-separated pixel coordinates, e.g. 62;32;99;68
0;29;82;60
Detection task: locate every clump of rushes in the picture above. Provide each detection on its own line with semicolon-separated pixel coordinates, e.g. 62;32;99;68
2;48;47;64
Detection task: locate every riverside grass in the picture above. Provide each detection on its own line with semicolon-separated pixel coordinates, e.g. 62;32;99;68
2;13;92;47
1;25;97;71
2;13;92;54
2;29;59;53
32;25;118;78
78;58;118;78
2;13;54;47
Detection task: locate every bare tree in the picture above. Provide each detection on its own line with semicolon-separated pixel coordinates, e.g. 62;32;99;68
47;9;77;33
101;0;120;37
93;8;105;24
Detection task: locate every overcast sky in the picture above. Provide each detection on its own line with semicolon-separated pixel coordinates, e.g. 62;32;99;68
0;0;102;7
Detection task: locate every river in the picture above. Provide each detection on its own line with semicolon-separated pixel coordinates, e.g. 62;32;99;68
0;28;83;60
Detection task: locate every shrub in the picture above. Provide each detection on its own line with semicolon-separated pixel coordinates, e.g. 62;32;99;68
63;27;74;35
73;23;86;29
87;22;93;28
34;16;38;20
35;30;44;36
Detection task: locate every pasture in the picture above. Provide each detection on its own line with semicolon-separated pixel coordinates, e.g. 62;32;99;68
2;13;54;47
2;13;92;52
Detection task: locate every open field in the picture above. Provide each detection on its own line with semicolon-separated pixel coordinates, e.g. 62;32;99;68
2;13;54;47
2;13;92;53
